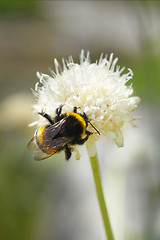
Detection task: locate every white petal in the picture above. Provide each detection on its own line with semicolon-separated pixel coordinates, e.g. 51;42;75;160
114;129;124;147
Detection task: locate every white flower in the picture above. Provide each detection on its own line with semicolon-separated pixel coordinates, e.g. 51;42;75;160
31;50;140;157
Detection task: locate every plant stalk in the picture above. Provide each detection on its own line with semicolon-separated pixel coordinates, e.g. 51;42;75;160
89;153;114;240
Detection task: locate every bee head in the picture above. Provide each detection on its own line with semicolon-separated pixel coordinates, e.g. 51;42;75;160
82;112;100;135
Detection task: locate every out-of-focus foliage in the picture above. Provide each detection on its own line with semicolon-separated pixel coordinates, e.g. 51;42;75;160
0;128;63;240
132;50;160;105
0;0;36;16
0;131;45;240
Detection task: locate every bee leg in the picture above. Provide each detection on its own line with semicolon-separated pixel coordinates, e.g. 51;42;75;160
56;104;63;117
64;145;72;160
75;136;89;145
73;107;77;113
85;130;93;136
39;111;54;124
76;131;93;145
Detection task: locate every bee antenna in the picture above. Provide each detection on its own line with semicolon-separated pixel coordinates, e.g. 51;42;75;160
87;120;100;135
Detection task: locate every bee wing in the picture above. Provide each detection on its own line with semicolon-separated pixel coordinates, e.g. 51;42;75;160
48;136;74;150
27;116;74;161
27;135;39;151
27;117;67;151
33;136;74;161
33;149;59;161
45;118;67;139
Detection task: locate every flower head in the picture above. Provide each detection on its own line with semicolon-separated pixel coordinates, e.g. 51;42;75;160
31;50;140;157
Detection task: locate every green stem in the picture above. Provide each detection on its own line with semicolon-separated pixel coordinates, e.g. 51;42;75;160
89;152;114;240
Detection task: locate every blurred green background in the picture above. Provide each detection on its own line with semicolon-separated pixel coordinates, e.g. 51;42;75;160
0;1;160;240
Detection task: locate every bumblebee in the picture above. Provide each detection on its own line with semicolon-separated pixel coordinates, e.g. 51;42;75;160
27;105;100;160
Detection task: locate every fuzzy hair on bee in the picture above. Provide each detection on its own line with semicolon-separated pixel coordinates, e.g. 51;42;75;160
27;105;100;160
